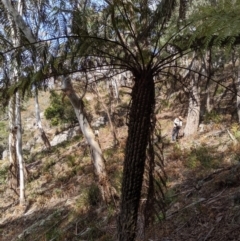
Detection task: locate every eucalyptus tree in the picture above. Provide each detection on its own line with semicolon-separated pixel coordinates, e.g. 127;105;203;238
0;2;16;194
172;0;240;136
174;0;214;136
186;0;240;125
1;0;116;204
33;86;51;149
0;52;19;194
3;0;51;149
1;0;27;204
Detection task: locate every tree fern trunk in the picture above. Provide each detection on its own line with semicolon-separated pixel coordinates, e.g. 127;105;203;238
118;73;155;241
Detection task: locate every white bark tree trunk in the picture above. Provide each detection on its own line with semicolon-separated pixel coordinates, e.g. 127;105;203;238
184;58;201;136
16;0;25;205
206;89;213;113
15;91;25;205
4;0;26;205
61;77;114;203
112;78;119;99
34;87;51;149
8;96;18;191
205;50;214;113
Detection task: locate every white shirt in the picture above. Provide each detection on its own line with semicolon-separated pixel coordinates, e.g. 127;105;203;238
174;118;182;128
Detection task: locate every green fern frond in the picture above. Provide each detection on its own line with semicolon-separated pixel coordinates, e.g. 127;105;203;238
188;0;240;48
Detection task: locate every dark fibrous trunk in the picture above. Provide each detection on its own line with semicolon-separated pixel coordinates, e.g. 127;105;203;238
118;72;155;241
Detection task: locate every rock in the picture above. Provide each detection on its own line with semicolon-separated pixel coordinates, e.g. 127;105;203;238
50;127;81;146
199;123;205;133
40;112;44;118
24;117;36;130
23;143;32;152
2;150;8;160
217;144;228;152
50;133;68;146
91;116;106;128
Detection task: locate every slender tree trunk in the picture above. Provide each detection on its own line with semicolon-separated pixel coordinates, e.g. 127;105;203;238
184;76;200;136
118;73;155;241
8;96;18;191
184;57;201;136
92;84;119;146
205;50;214;113
15;90;26;205
34;87;51;149
231;50;240;123
112;78;119;99
236;65;240;123
61;77;113;203
5;0;24;202
206;88;213;113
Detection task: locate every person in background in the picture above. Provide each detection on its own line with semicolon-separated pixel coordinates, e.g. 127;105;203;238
172;116;183;141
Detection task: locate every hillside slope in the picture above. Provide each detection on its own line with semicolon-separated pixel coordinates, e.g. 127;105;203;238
1;87;240;241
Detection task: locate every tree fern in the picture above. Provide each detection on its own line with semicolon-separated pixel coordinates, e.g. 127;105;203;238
188;0;240;48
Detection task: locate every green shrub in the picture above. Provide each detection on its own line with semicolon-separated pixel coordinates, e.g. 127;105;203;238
186;146;216;169
66;155;76;167
0;164;8;184
231;123;240;141
0;121;8;147
43;159;56;171
45;227;63;241
44;91;77;126
168;144;185;160
203;110;222;124
88;183;101;206
215;85;225;95
164;187;177;205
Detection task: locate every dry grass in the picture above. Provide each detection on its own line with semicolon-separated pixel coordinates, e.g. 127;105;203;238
2;81;240;241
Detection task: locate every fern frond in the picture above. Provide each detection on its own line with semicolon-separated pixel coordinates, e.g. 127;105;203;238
188;0;240;48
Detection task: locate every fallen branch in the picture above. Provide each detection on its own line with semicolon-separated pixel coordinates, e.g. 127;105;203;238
227;129;238;144
166;198;206;219
203;227;214;241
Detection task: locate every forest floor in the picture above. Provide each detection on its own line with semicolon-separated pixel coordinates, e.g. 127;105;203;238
1;88;240;241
